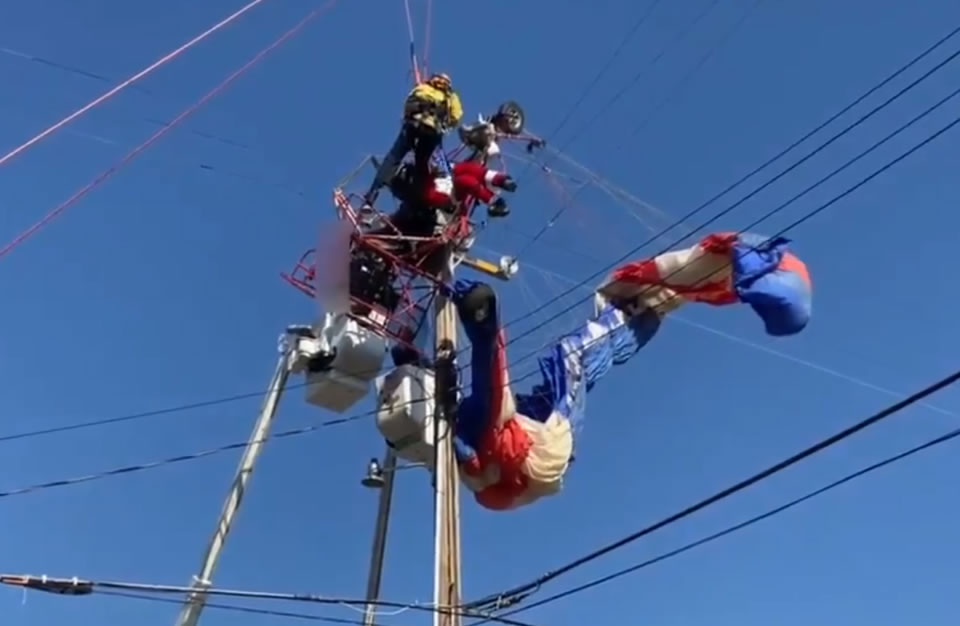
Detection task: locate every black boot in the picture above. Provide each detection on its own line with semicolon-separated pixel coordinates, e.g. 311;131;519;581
488;197;510;218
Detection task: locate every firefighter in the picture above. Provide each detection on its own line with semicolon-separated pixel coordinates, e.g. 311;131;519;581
363;72;463;208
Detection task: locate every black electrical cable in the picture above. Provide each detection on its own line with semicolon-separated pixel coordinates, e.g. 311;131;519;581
475;424;960;622
101;590;379;625
464;367;960;611
494;29;960;358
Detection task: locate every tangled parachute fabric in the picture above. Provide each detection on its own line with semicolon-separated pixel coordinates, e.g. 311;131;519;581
598;231;812;336
452;279;659;511
447;233;812;511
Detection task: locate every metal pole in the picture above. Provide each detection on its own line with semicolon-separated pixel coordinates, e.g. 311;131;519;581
433;247;462;626
174;349;292;626
363;447;397;626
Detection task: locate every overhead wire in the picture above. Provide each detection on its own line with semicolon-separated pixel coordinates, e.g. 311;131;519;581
0;171;593;448
501;17;960;316
547;0;722;155
498;79;960;385
508;0;663;187
10;62;960;499
6;10;956;626
491;23;960;354
4;80;958;511
518;257;958;417
6;61;957;457
512;0;724;258
0;413;363;500
479;422;960;622
102;590;385;625
5;14;959;517
0;0;340;261
0;575;541;626
531;0;663;148
464;366;960;611
619;0;767;145
6;54;959;465
0;0;270;168
0;379;304;444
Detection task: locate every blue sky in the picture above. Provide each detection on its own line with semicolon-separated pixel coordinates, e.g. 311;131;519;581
2;1;960;624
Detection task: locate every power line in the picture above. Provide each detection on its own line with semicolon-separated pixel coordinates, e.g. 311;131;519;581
513;0;725;257
484;423;960;621
539;0;664;144
509;0;664;187
0;413;364;500
10;72;960;484
497;67;960;381
493;24;960;353
6;21;959;510
7;90;958;506
9;73;958;478
0;575;540;626
0;382;299;444
619;0;766;145
464;366;960;611
552;0;722;154
103;591;384;625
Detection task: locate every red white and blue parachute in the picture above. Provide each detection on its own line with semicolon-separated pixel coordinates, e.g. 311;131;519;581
597;231;812;336
450;232;812;511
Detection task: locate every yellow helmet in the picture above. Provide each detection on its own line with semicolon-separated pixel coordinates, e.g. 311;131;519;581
428;72;452;91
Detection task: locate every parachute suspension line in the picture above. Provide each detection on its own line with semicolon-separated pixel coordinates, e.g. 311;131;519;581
490;27;960;342
509;0;664;186
497;90;960;378
0;1;338;261
423;0;434;76
0;0;271;169
501;0;725;261
403;0;423;83
510;165;581;263
618;0;767;148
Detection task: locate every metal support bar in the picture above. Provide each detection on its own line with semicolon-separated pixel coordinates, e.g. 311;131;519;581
173;349;292;626
363;447;397;626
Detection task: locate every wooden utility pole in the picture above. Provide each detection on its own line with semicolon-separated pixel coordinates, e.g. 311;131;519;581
432;246;463;626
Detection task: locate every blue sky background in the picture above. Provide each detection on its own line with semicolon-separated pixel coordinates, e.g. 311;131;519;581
2;1;959;624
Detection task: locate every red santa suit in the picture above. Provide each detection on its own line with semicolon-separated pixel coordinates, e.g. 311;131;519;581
422;161;510;208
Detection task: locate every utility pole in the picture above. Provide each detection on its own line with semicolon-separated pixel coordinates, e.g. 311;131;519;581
433;245;463;626
174;348;291;626
362;447;397;626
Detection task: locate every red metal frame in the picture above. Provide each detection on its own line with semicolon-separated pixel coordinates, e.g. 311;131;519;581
282;126;542;350
282;165;476;350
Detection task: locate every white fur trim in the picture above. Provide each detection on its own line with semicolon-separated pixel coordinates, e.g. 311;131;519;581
433;176;453;196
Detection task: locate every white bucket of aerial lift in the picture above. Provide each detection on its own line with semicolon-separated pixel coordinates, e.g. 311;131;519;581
375;364;439;467
298;313;388;413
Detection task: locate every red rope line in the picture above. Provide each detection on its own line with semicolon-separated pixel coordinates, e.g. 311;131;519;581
0;0;338;260
0;0;270;168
